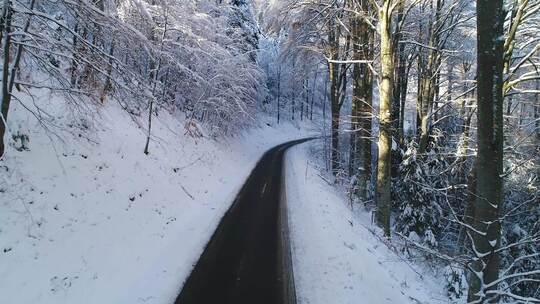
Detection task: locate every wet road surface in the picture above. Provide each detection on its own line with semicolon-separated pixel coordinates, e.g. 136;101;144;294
175;139;310;304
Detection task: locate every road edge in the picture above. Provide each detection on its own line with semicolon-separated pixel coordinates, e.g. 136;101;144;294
278;145;299;304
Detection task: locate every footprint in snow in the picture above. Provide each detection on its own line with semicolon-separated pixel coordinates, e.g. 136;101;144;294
343;242;356;250
50;275;78;293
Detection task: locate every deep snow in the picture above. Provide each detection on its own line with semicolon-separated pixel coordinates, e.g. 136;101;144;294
0;90;313;304
284;142;448;304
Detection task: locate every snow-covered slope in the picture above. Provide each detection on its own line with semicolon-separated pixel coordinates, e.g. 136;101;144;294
0;91;313;304
285;142;447;304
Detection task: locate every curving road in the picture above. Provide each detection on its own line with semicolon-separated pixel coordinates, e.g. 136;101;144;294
175;139;310;304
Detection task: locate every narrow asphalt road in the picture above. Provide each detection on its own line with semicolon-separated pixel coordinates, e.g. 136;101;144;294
175;139;310;304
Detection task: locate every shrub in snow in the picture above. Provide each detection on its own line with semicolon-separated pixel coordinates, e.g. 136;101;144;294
498;155;540;301
443;264;467;301
393;140;446;248
12;130;30;152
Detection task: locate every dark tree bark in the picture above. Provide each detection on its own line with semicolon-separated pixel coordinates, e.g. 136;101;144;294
0;2;12;157
467;0;505;301
456;161;476;255
277;66;281;124
349;4;361;177
310;69;317;120
1;0;35;157
392;1;405;142
291;87;296;120
534;79;540;141
354;2;374;199
328;20;349;176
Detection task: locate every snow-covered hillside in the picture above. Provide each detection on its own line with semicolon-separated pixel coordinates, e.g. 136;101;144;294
285;143;448;304
0;91;313;304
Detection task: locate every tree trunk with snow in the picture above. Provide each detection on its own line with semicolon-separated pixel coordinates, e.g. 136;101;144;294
0;1;12;158
467;0;505;301
353;2;374;199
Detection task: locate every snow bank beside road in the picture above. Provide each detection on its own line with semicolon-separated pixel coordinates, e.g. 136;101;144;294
0;95;312;304
285;142;446;304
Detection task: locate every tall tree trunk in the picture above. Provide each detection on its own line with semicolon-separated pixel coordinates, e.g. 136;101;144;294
456;161;476;255
398;59;412;142
0;1;12;158
277;66;281;124
0;0;8;45
417;69;432;152
376;0;395;237
291;88;296;120
310;69;317;120
329;23;341;175
535;79;539;141
417;0;443;153
144;11;168;155
100;42;115;103
70;18;80;87
301;79;307;121
446;63;454;125
331;98;340;175
350;39;359;174
392;1;405;142
323;74;329;171
467;0;505;301
1;0;34;157
356;5;374;199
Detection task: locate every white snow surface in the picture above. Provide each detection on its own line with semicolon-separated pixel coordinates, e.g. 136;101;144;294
0;91;313;304
285;142;448;304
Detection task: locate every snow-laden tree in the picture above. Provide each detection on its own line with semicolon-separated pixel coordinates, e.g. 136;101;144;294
0;0;266;157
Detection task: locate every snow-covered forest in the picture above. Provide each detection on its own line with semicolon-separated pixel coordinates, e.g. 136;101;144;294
1;0;539;303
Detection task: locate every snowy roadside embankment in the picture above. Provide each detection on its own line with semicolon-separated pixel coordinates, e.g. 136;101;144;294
0;93;313;304
284;142;447;304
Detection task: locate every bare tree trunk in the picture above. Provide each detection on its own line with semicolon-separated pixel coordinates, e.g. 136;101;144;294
534;79;540;140
277;66;281;124
329;24;340;175
467;0;505;301
300;79;306;121
144;10;168;155
100;42;115;103
351;3;374;198
391;6;406;178
456;160;476;255
331;99;340;175
1;0;35;157
0;0;9;51
446;63;454;122
376;0;395;237
310;69;317;120
398;59;412;141
350;8;361;177
291;88;296;120
392;1;405;142
350;57;359;175
417;0;443;153
0;1;12;157
70;18;80;87
323;74;329;171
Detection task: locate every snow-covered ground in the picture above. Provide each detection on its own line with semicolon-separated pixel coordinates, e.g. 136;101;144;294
0;91;314;304
285;142;448;304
